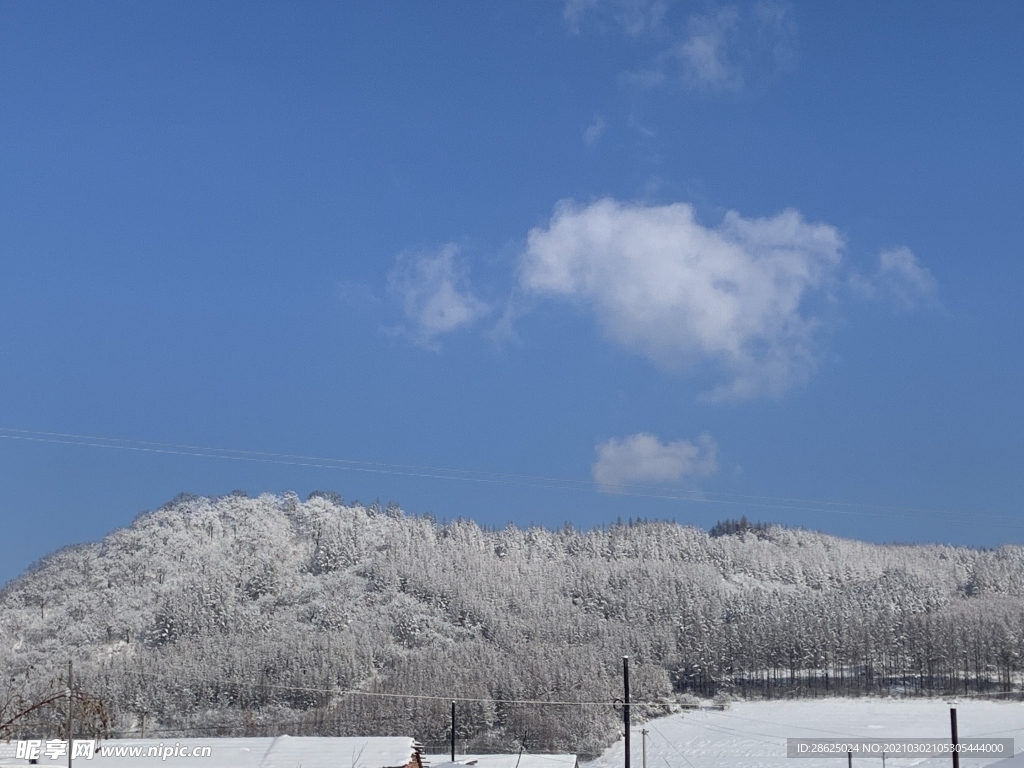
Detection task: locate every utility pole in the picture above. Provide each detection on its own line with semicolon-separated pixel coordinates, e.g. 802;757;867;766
67;661;73;768
622;659;630;768
450;701;456;762
950;708;959;768
641;729;648;768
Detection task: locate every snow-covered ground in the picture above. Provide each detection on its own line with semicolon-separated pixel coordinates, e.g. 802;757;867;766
585;699;1024;768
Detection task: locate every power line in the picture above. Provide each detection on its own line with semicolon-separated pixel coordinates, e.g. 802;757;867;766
121;670;661;707
646;722;701;768
1;426;1020;532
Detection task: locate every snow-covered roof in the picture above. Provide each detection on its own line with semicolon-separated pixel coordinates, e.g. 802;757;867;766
424;754;577;768
0;737;419;768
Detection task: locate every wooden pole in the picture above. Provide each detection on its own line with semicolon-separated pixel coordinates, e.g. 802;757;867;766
622;655;630;768
950;708;959;768
450;701;456;762
67;661;73;768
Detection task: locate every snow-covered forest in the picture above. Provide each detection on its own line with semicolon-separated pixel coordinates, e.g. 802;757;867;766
2;493;1024;757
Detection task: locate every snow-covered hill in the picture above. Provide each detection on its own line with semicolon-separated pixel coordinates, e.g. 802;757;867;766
2;493;1024;757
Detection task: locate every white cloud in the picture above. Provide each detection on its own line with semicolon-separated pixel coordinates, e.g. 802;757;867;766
850;246;938;310
387;244;489;346
584;115;606;147
567;1;797;95
677;8;743;92
565;0;668;37
674;3;797;93
520;198;844;399
877;247;938;309
593;432;717;491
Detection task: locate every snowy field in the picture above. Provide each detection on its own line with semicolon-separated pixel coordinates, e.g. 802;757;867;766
585;700;1024;768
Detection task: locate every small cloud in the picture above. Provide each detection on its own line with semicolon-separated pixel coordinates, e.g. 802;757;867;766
674;3;796;93
565;0;668;37
569;1;797;96
878;247;938;309
593;432;718;492
677;8;743;92
387;244;489;347
584;115;606;147
851;246;938;311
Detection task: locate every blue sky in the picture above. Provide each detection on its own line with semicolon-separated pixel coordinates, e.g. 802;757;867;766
1;1;1022;583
